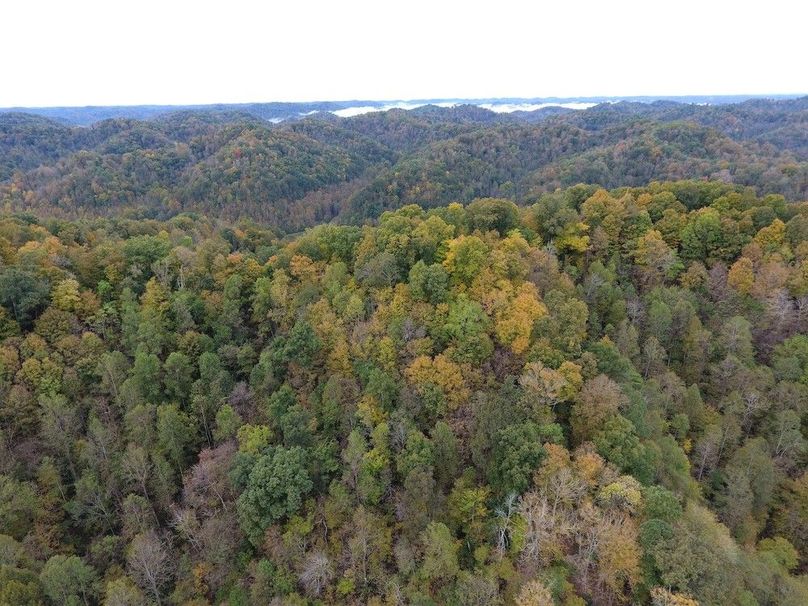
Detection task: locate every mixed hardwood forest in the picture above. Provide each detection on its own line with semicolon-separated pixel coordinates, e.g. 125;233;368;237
2;98;807;231
0;98;807;605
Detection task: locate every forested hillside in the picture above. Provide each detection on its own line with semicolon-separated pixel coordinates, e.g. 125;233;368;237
1;182;807;604
1;98;806;231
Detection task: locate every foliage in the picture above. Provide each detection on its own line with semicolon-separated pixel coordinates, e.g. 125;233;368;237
0;171;806;604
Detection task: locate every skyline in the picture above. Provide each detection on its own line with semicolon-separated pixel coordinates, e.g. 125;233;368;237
3;0;806;107
2;93;806;112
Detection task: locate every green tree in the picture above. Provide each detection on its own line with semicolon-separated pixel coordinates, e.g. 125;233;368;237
490;423;546;496
466;197;519;235
0;475;37;540
409;261;449;304
40;554;99;606
595;416;655;484
0;267;50;328
162;351;193;403
443;235;488;285
237;446;312;543
419;522;459;585
156;403;196;472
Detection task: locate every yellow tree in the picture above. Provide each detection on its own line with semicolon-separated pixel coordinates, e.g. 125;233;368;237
443;235;489;286
753;218;788;256
727;257;755;295
595;514;641;599
495;283;547;355
514;579;554;606
405;353;469;411
650;587;700;606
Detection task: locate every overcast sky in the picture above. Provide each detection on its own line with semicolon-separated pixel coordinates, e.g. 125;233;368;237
2;0;805;107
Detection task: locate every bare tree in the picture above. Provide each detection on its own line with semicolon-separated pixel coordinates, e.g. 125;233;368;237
170;507;202;552
127;530;172;605
518;491;575;569
120;443;152;502
494;493;519;555
694;424;722;481
298;550;333;597
182;442;236;516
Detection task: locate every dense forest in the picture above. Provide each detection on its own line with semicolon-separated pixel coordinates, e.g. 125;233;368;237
1;98;808;605
1;97;806;232
1;176;808;604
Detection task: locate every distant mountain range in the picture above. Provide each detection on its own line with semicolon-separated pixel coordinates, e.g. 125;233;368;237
1;95;804;126
1;95;806;232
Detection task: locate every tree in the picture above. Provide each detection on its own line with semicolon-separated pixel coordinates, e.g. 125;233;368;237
490;423;546;496
131;349;162;404
120;443;153;504
357;251;401;288
280;404;315;449
727;257;755;295
236;446;312;543
156;403;196;473
163;351;194;403
96;351;130;405
405;353;469;415
680;208;727;263
40;554;99;606
102;577;146;606
650;587;699;606
650;504;742;605
466;197;519;235
555;221;591;255
772;335;808;383
396;430;433;479
0;267;50;328
634;229;682;286
0;475;37;540
439;295;493;365
571;374;627;444
298;551;333;598
593;513;641;599
398;466;437;538
447;479;490;548
521;360;582;413
347;506;391;590
419;522;459;585
136;279;172;356
284;320;321;369
0;564;42;605
515;579;554;606
408;261;449;304
431;421;459;491
771;472;808;559
494;282;547;355
757;536;799;572
767;409;805;470
127;530;172;605
594;416;654;484
443;235;489;285
0;384;38;441
643;485;683;523
718;316;755;364
213;404;242;443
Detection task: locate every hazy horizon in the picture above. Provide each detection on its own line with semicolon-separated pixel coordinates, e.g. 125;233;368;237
5;93;805;127
2;93;806;112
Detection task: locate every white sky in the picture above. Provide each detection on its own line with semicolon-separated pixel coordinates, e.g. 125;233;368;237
2;0;806;107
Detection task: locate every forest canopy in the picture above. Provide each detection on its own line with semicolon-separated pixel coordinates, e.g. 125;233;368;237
1;177;807;604
1;97;806;232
